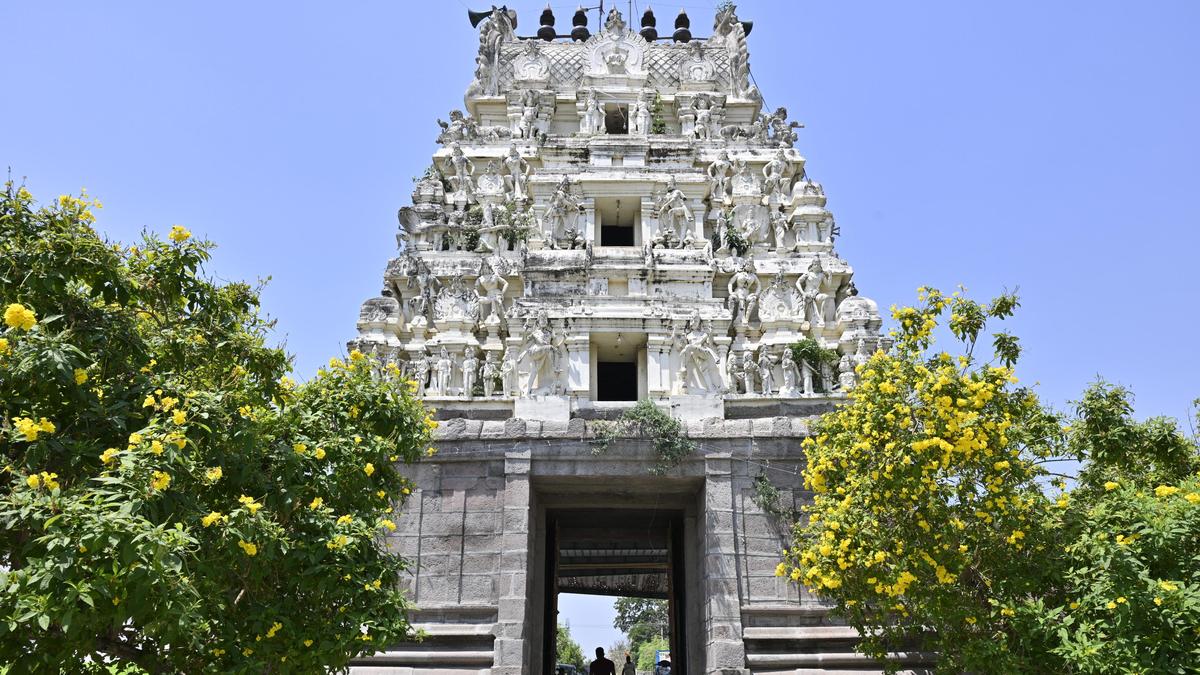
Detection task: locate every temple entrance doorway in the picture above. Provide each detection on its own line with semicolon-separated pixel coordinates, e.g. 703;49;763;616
542;508;688;675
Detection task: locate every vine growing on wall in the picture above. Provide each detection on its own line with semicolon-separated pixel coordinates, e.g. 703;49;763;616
751;472;799;524
723;224;750;257
789;338;839;390
497;200;536;248
650;94;667;134
592;399;696;475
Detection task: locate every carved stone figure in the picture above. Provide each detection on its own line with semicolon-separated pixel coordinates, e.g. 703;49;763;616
779;348;801;397
432;346;454;395
503;144;531;201
406;258;440;322
757;270;792;321
500;349;518;396
462;349;479;399
475;256;509;322
482;351;501;397
513;39;551;82
726;258;760;323
762;150;793;201
447;142;476;200
580;90;604;135
517;312;564;396
770;207;791;251
765;106;802;146
433;275;481;326
673;313;724;394
680;39;715;83
757;349;774;396
707;150;733;203
436;109;476;144
741;350;758;395
653;177;693;248
466;6;515;98
713;208;731;252
853;338;872;370
544;176;586;249
795;257;830;327
713;4;755;99
838;353;857;391
410;352;430;397
631;98;650;135
725;351;743;395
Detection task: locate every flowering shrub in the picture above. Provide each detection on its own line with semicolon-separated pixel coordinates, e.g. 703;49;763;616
779;288;1200;673
0;183;433;672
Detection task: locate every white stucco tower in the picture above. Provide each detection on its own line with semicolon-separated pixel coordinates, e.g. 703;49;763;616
350;5;893;674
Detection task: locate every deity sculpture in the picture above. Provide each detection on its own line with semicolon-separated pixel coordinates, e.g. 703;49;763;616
474;256;509;323
770;207;791;251
631;97;650;135
673;313;724;394
757;349;774;396
516;91;539;140
432;346;454;395
406;258;440;323
726;258;761;324
653;177;693;248
838;353;857;391
462;349;480;399
707;150;733;203
482;351;501;397
765;106;802;146
517;312;565;396
853;338;872;370
500;349;519;396
447;142;476;200
503;144;530;201
779;348;801;397
740;350;758;395
466;6;515;98
758;270;792;321
580;90;604;135
410;352;431;397
713;208;731;252
436;109;477;144
725;351;743;395
795;257;830;327
762;149;793;202
544;176;586;249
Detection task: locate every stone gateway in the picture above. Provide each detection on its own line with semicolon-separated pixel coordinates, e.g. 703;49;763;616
348;5;908;674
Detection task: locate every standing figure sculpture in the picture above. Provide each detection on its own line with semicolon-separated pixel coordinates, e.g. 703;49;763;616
544;176;586;249
654;177;694;248
500;349;519;397
411;352;431;397
447;142;476;200
475;257;509;322
795;257;830;327
631;97;650;135
726;258;761;324
406;258;441;323
779;348;801;397
838;353;857;391
503;144;530;201
725;350;743;395
741;350;758;395
432;346;454;395
462;349;480;399
770;207;791;252
517;312;564;396
673;313;724;394
482;351;501;397
762;149;793;202
707;150;733;203
757;349;774;396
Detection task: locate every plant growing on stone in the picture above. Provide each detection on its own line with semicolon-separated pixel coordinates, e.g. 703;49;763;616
723;225;750;257
779;287;1200;674
498;201;535;248
0;183;435;673
789;338;839;391
592;399;696;475
650;94;667;135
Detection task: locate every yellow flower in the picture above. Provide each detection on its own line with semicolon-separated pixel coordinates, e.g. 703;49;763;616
73;368;88;385
37;418;55;434
100;448;120;464
3;303;36;330
993;460;1010;471
364;463;375;477
26;474;41;489
1069;601;1080;609
774;562;787;577
14;417;42;441
159;396;178;410
201;511;223;527
168;225;191;242
238;540;258;556
40;472;60;490
0;337;9;354
143;395;156;408
379;518;397;532
150;440;164;455
293;443;307;455
128;432;143;447
205;466;223;481
266;622;282;638
309;497;324;509
150;471;171;491
172;410;186;425
303;639;313;647
1186;493;1200;505
426;447;438;457
1104;481;1119;491
242;647;253;656
1154;485;1180;498
314;447;326;460
239;495;262;514
1158;580;1178;592
326;534;349;550
1154;596;1163;606
349;349;365;362
1116;596;1126;604
337;515;354;525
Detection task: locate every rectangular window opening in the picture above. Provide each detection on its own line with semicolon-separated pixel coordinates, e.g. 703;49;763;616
596;197;639;247
597;361;638;401
605;104;628;134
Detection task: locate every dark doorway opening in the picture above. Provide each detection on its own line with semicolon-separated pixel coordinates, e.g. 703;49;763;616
597;362;638;401
543;509;688;675
605;104;629;134
600;223;635;247
596;197;639;247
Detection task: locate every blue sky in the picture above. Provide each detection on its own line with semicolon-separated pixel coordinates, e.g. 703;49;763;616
5;0;1199;653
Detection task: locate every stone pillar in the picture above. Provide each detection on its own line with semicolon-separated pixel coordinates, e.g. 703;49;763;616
647;333;673;396
703;453;749;675
492;449;533;675
583;197;596;244
565;334;590;397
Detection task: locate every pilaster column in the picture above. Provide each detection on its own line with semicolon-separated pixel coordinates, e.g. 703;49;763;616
492;449;533;675
647;333;674;396
703;453;749;674
565;334;591;397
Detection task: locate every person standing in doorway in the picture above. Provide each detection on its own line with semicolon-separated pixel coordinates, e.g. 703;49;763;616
589;647;616;675
621;653;636;675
